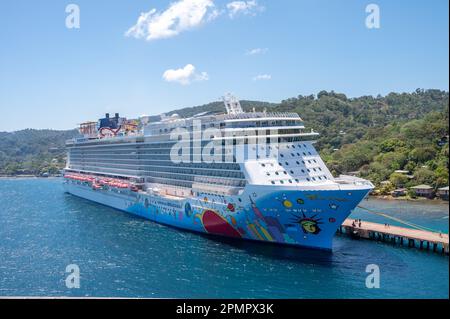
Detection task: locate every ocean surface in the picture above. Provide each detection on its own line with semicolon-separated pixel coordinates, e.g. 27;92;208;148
0;178;448;298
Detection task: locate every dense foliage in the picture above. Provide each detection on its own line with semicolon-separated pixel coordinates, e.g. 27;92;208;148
1;89;448;191
274;89;449;190
0;129;79;176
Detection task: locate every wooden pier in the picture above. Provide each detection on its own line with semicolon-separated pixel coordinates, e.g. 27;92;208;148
339;218;449;255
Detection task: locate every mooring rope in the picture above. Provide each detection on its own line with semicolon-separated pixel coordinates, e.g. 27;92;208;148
357;205;441;233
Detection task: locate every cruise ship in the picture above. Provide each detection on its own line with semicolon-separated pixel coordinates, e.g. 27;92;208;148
63;94;373;250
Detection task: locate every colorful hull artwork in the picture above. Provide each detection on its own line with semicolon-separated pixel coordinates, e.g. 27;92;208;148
63;181;370;250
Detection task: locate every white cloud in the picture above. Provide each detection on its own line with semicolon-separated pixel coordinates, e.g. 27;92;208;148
207;8;222;21
245;47;268;55
252;74;271;81
126;0;264;41
125;0;215;41
162;64;209;85
226;1;264;18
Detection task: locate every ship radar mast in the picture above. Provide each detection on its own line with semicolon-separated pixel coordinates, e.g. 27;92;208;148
223;93;244;115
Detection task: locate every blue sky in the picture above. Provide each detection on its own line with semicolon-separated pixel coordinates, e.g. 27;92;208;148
0;0;448;131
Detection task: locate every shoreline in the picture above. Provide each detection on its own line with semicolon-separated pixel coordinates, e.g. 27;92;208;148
0;175;62;179
369;194;448;203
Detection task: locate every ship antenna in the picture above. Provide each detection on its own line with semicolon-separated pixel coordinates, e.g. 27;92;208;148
223;93;244;115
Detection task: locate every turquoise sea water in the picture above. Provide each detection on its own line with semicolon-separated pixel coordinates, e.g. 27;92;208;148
0;178;448;298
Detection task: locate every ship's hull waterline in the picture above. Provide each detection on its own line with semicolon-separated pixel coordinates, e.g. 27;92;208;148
63;181;371;250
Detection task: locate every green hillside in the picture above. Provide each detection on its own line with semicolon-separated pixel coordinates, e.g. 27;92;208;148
274;89;449;190
0;129;79;176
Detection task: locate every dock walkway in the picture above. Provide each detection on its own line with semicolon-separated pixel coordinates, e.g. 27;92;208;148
340;218;449;255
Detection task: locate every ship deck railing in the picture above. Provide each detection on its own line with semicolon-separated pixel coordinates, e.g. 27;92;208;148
334;175;374;187
219;111;301;121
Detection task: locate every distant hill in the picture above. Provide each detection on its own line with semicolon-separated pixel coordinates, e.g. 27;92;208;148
1;89;448;190
0;129;79;176
275;89;448;149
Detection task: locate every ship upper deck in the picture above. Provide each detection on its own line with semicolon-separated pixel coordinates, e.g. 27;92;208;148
66;110;310;147
143;111;304;136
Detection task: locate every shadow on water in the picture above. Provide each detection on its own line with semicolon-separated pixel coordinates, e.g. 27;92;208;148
189;233;334;266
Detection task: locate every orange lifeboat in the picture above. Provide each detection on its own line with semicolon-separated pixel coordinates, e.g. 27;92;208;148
92;183;102;190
